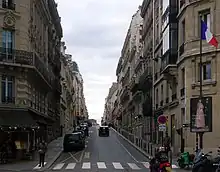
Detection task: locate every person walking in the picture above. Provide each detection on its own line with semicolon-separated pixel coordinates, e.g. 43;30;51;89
38;140;47;167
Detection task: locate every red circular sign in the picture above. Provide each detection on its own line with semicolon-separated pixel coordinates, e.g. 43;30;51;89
157;115;167;124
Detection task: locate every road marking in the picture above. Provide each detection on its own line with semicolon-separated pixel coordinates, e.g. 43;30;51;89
112;162;124;169
97;162;107;169
89;131;93;133
65;163;76;169
84;152;90;159
79;149;85;162
116;138;139;162
33;162;47;169
142;162;150;168
82;162;91;169
53;163;65;170
68;152;79;162
127;163;141;170
172;164;179;168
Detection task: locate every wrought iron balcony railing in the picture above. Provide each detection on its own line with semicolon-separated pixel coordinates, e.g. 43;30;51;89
1;96;15;104
0;47;55;86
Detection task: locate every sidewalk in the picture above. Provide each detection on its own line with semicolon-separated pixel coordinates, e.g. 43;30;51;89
0;136;63;171
111;128;179;166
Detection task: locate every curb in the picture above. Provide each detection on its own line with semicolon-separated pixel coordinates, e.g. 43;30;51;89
111;128;153;159
40;149;63;171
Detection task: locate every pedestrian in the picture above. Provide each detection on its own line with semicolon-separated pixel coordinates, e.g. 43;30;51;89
38;140;47;167
163;133;171;156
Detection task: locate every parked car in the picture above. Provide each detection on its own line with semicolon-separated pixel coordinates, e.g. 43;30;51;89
99;126;109;137
73;129;85;138
63;133;85;152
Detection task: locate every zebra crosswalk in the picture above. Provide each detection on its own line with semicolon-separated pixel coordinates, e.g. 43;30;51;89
33;162;179;170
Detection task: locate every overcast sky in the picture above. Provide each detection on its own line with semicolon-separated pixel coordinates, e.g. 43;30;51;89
56;0;142;123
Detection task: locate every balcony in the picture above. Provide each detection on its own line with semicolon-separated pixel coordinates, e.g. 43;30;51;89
0;47;54;87
129;76;140;93
2;1;15;10
1;96;15;104
139;66;153;92
180;88;185;97
142;96;152;116
171;93;177;101
160;100;163;107
165;97;169;104
160;51;177;77
120;86;130;103
53;78;62;94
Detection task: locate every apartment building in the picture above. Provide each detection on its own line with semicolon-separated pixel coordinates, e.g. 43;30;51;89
103;82;118;124
175;0;220;152
151;0;220;153
138;0;153;143
0;0;62;150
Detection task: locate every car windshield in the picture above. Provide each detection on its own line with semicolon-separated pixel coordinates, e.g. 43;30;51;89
100;127;109;131
65;134;80;142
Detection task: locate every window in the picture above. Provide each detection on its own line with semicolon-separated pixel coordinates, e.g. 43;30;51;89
181;68;185;86
2;0;15;10
203;62;211;80
198;62;211;81
161;84;163;101
162;26;169;54
2;30;14;60
199;10;210;37
166;81;169;98
156;88;159;104
1;75;14;103
181;19;185;43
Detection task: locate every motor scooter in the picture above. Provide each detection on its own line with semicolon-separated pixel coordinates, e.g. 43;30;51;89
149;147;172;172
192;150;213;172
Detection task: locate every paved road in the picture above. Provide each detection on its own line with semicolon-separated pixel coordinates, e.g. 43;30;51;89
35;126;188;172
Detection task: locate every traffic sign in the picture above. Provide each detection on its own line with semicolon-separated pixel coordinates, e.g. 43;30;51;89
159;124;166;131
157;115;167;124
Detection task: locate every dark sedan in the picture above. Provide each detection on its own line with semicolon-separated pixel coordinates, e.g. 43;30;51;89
63;132;85;152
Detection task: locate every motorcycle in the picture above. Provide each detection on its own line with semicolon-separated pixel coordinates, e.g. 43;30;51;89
149;146;172;172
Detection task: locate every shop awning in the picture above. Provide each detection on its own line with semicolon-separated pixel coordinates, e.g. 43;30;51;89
0;110;38;127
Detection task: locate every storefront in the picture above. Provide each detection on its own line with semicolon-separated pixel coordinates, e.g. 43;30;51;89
0;109;46;160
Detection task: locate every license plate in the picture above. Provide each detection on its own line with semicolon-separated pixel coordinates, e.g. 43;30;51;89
165;167;171;172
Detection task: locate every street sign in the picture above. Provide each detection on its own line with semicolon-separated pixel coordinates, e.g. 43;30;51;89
159;124;166;131
157;115;167;124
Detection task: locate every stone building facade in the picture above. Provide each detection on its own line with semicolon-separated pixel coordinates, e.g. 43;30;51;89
0;0;62;148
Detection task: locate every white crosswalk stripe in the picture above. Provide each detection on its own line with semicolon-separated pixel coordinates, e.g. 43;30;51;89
34;162;179;170
127;163;141;170
112;162;124;169
53;163;65;170
33;162;47;169
97;162;107;169
82;162;91;169
65;163;76;169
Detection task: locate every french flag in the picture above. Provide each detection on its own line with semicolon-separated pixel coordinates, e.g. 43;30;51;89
201;20;218;48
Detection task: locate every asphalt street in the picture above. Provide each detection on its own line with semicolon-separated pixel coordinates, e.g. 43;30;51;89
40;126;188;172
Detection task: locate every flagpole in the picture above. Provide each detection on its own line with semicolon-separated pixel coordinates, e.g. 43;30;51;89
198;14;204;150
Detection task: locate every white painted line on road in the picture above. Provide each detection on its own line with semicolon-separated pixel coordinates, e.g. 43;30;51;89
127;163;141;170
33;162;47;169
53;163;65;170
89;131;93;133
116;138;139;163
65;163;76;169
113;162;124;169
68;152;79;162
84;152;90;159
82;162;91;169
172;164;179;168
97;162;107;169
142;162;150;168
